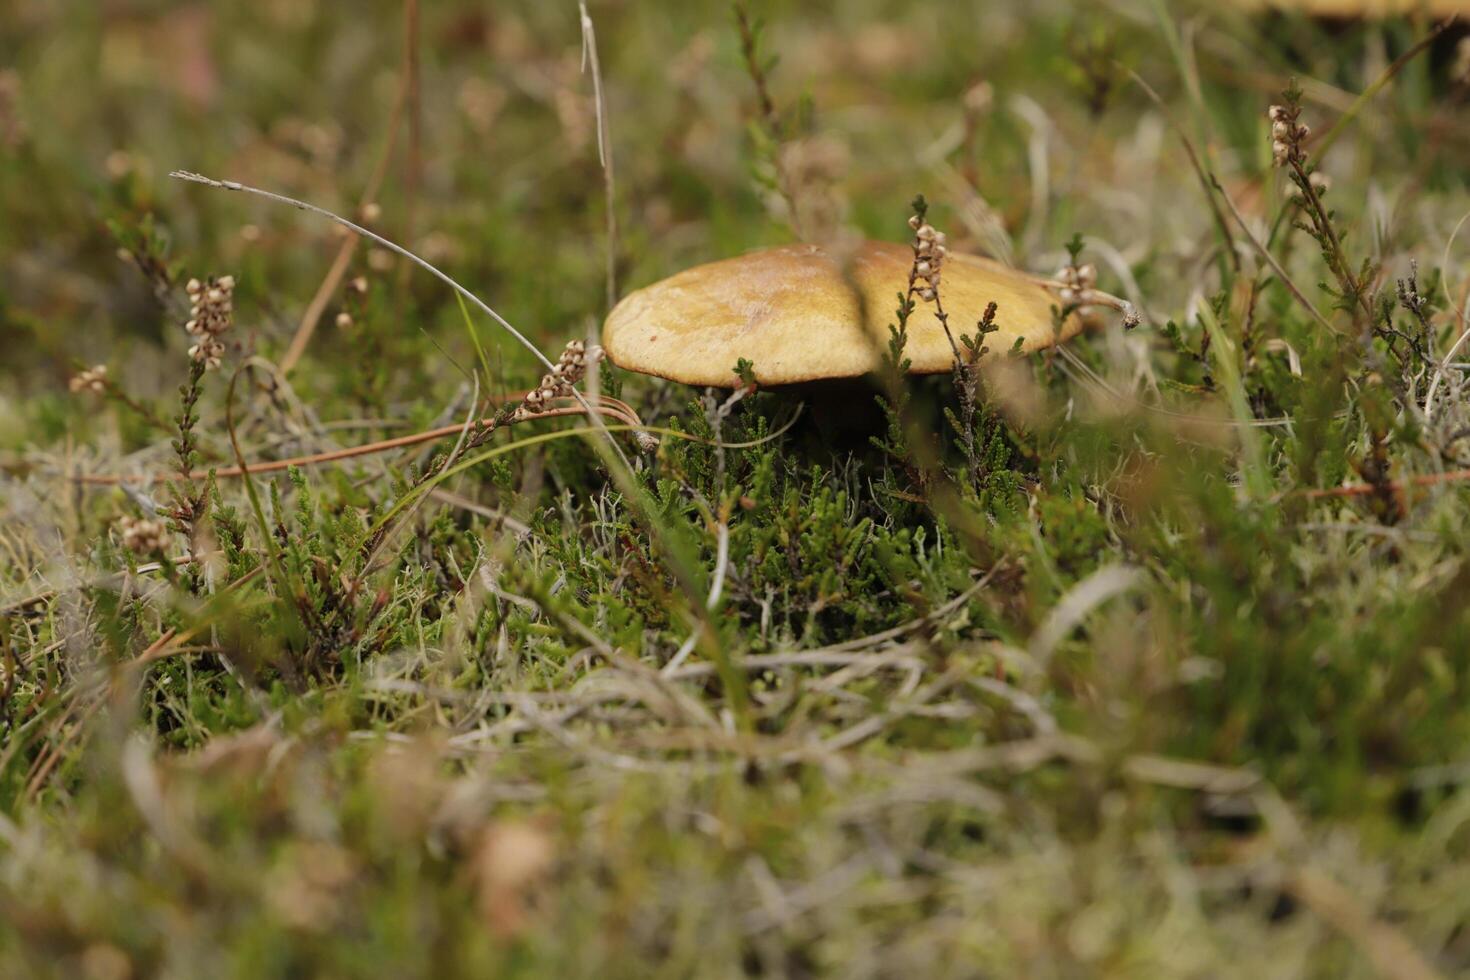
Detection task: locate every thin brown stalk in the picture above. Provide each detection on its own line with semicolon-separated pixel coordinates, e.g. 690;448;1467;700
70;395;644;487
401;0;421;289
1311;17;1457;160
1211;176;1334;332
1126;67;1238;273
1299;465;1470;500
279;0;414;374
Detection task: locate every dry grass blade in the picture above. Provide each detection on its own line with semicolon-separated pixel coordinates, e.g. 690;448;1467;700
579;1;618;311
1287;867;1445;980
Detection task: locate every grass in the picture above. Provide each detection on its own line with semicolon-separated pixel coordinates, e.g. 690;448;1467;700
4;0;1470;976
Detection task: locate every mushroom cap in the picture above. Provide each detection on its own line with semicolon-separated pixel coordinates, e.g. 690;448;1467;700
602;239;1082;387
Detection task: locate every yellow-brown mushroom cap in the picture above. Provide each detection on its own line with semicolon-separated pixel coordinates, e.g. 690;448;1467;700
602;240;1082;387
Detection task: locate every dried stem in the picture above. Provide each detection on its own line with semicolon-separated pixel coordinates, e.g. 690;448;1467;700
70;395;646;486
279;0;417;375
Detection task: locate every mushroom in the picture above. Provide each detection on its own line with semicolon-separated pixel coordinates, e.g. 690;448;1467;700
602;240;1084;387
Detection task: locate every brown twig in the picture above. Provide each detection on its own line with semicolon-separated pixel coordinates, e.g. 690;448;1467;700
68;393;645;487
278;0;415;374
1310;17;1458;161
1300;466;1470;500
1126;67;1239;274
1211;175;1335;333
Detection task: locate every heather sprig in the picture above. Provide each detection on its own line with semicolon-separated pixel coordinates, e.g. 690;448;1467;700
184;275;236;370
68;363;172;432
115;514;168;557
165;274;236;594
517;340;606;419
1272;85;1374;327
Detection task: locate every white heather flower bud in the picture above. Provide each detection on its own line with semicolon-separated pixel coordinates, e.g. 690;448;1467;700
335;312;353;329
964;81;993;114
919;287;936;301
118;515;168;555
1272;121;1289;139
1268;105;1285;121
69;365;108;394
361;201;382;224
907;214;921;230
349;276;369;294
181;273;236;350
915;261;932;276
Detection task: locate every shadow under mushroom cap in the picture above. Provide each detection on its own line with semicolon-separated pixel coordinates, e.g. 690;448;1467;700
602;239;1083;387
